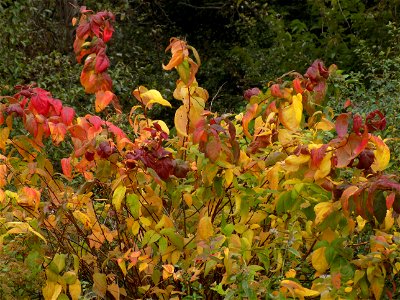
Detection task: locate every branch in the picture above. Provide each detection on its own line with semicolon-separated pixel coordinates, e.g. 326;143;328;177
177;2;227;10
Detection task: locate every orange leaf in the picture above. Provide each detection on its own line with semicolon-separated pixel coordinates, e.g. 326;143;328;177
95;90;114;112
61;157;72;179
340;185;359;213
0;127;10;151
49;122;67;145
242;103;258;139
18;187;41;212
163;38;189;70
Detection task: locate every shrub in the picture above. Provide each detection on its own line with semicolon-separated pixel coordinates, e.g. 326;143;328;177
0;8;399;300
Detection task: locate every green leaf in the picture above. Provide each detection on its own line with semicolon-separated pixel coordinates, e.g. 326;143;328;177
160;228;184;250
276;191;297;214
57;294;69;300
62;271;77;285
373;191;386;223
48;253;66;274
126;193;140;219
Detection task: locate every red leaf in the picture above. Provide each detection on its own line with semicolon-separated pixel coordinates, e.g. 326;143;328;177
61;157;72;179
76;22;90;39
95;49;110;73
90;21;101;37
103;21;114;42
386;192;395;210
244;88;261;101
205;137;221;162
366;110;386;132
335;133;368;168
89;115;104;129
335;113;349;138
193;119;207;144
310;144;328;168
271;84;283;98
352;114;363;136
105;122;127;140
293;78;303;94
353;127;369;156
61;107;75;125
50;98;63;115
31;93;50;115
344;99;352;109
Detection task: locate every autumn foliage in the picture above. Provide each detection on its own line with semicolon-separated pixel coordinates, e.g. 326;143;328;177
1;8;400;300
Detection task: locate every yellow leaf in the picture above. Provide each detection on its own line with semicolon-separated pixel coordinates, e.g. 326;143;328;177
281;279;320;298
0;189;5;204
152;120;169;134
344;286;352;293
279;93;303;131
356;215;366;232
284;154;310;172
370;135;390;172
117;258;127;276
0;127;10;151
174;105;188;137
186;96;205;127
314;202;334;226
112;185;126;212
315;117;335;131
312;247;329;274
107;283;120;300
42;281;62;300
286;269;296;278
183;193;192;206
224;169;233;187
162;264;175;274
198;215;213;240
73;211;92;229
141;89;172;108
171;250;181;265
131;221;140;235
313;150;332;180
6;221;47;243
139;262;148;273
69;280;81;300
384;210;394;231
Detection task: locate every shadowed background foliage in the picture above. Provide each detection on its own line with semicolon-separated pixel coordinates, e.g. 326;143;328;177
0;0;399;160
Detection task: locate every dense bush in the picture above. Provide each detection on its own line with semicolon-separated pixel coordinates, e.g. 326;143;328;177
1;8;400;299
